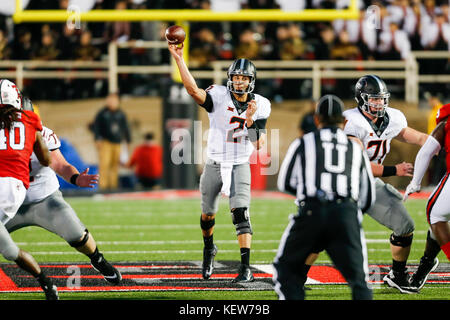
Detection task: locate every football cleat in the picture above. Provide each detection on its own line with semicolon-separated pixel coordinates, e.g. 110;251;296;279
202;244;218;280
383;269;417;294
43;284;59;300
37;276;59;300
91;253;122;285
410;257;439;291
232;264;254;283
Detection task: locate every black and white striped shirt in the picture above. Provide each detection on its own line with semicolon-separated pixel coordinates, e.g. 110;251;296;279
278;126;375;212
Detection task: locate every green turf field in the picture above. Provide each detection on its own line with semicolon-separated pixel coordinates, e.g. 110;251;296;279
0;196;448;300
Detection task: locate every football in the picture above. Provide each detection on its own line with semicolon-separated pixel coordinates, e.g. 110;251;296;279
165;25;186;45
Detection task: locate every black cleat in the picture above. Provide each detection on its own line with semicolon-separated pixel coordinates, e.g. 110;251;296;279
91;253;122;285
43;284;59;300
383;269;417;294
232;264;254;283
410;257;439;292
202;244;218;280
37;276;59;300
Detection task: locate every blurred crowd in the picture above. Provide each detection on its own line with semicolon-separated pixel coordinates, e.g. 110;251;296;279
0;0;448;100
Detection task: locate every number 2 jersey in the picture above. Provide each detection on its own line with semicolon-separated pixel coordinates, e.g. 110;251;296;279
0;110;42;189
343;107;407;165
24;126;61;204
202;85;271;164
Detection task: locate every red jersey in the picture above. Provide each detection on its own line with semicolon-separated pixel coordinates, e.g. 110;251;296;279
129;144;163;179
436;103;450;172
0;110;43;189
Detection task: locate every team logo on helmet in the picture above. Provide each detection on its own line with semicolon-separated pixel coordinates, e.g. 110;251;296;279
0;79;22;110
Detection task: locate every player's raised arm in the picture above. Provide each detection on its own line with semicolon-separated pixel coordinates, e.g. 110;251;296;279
168;43;207;105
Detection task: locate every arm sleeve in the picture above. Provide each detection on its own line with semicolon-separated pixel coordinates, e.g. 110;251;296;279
277;138;302;196
199;92;214;113
410;135;442;186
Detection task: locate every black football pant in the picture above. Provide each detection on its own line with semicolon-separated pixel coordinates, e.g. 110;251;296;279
273;198;372;300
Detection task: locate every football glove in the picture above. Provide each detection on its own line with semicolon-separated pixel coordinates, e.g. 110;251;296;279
403;182;421;202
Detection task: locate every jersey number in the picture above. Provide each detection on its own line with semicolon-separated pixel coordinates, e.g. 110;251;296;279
367;140;387;164
0;122;26;150
322;142;348;173
227;116;246;143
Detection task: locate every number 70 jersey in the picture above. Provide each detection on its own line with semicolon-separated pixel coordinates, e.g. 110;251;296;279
205;85;271;164
343;107;407;165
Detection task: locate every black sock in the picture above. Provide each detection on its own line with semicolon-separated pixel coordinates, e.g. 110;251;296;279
392;259;407;273
424;231;441;260
240;248;250;266
203;235;214;249
87;247;101;261
35;272;51;288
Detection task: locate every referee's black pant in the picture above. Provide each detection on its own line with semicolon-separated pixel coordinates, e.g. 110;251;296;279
273;198;372;300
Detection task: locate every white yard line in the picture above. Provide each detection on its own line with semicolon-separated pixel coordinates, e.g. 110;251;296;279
15;238;425;246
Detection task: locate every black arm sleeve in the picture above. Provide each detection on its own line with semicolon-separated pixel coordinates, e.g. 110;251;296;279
247;118;268;142
199;92;213;113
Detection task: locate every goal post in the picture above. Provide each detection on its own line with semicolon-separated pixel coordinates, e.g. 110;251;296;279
13;0;360;23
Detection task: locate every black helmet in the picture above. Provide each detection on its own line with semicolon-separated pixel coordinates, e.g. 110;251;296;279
315;94;345;125
226;59;256;94
355;75;390;118
22;96;34;112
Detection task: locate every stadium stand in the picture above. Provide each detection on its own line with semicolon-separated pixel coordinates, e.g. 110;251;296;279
0;0;448;101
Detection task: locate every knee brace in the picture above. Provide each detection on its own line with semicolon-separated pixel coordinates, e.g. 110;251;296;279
390;233;413;248
200;217;215;231
68;229;90;248
231;207;252;235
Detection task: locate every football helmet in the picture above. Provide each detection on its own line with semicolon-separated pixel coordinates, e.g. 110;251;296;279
22;96;34;112
226;59;256;94
0;79;22;110
355;75;390;118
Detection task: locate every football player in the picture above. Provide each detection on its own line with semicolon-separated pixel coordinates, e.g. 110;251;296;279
0;80;58;300
404;102;450;291
5;97;122;285
168;44;271;282
299;75;429;294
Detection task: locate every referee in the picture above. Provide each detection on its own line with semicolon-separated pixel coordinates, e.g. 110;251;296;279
273;95;375;300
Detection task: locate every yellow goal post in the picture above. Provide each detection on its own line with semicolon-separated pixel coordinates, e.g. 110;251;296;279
12;0;360;83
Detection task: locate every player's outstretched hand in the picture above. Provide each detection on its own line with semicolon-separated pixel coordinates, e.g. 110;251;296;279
76;168;99;188
168;43;184;60
403;182;421;201
395;161;414;177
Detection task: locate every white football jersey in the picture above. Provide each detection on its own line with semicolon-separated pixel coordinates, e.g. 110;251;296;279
343;107;407;164
205;85;271;164
23;126;61;204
